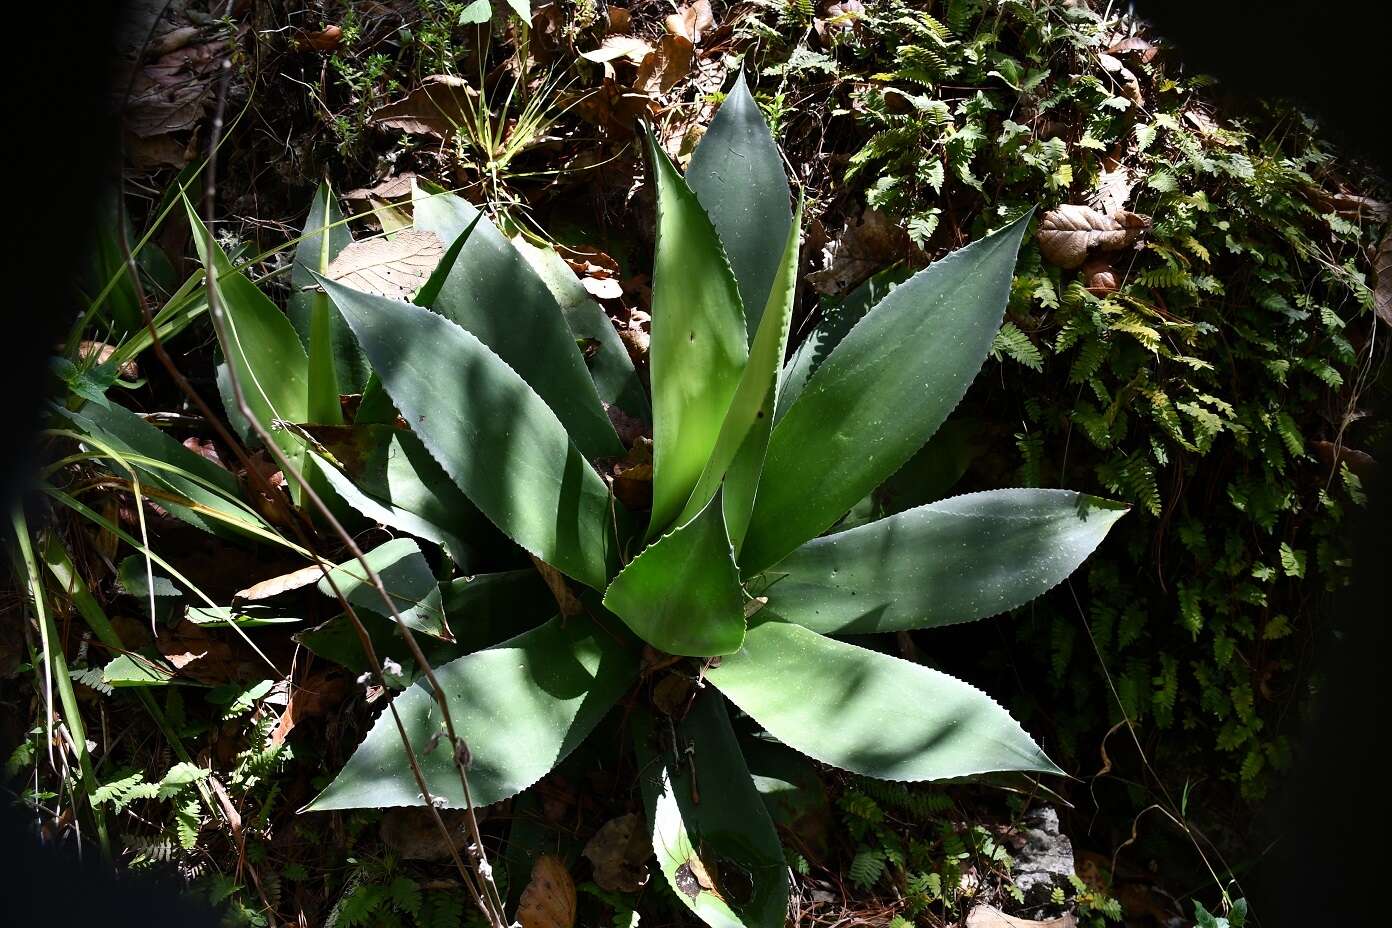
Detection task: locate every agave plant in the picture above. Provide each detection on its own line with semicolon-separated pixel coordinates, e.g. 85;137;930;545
201;77;1124;927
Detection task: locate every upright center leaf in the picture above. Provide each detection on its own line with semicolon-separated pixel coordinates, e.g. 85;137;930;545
645;131;749;538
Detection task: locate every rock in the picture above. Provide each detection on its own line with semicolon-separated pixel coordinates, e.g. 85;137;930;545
1011;806;1076;900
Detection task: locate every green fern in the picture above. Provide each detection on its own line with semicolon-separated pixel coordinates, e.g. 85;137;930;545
848;849;886;889
991;321;1044;370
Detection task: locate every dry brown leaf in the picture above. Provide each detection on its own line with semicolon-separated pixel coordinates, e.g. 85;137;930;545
1091;157;1136;214
1096;53;1143;106
517;855;576;928
79;340;139;379
573;77;657;135
579;35;654;65
380;807;480;861
529;555;583;618
181;437;225;469
373;75;479;139
582;813;651;893
1318;192;1392;225
270;671;350;746
1312;440;1379;481
635;34;695;94
808;208;910;296
325;228;445;301
581;276;625;300
1106;35;1158;63
300;25;343;51
1375;232;1392;327
606;7;631;32
1082;257;1118;295
1037;204;1151;270
664;0;715;44
652;672;692;715
965;906;1076;928
234;565;323;602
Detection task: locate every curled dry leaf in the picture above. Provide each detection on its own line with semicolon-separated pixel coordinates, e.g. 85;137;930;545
529;555;584;617
573;77;657;135
1096;53;1143;106
664;0;715;44
1037;204;1150;270
373;75;479;139
234;565;324;601
270;671;350;746
1312;440;1378;481
582;276;625;300
325;228;445;301
606;7;631;32
517;854;577;928
1082;257;1118;295
1375;231;1392;327
582;812;651;893
181;437;225;469
965;906;1076;928
1091;156;1136;214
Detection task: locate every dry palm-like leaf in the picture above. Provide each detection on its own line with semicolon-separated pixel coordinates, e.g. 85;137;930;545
1037;204;1150;270
325;229;445;301
1373;230;1392;326
517;855;576;928
373;75;479;139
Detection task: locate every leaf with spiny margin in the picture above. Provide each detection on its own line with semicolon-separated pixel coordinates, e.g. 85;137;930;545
707;619;1062;781
317;277;618;590
677;197;803;542
186;200;310;464
512;235;651;422
759;490;1127;634
777;265;911;422
304;615;639;811
299;422;495;567
603;495;744;657
413;215;482;309
739;214;1032;576
645;129;749;538
687;71;793;343
315;537;451;640
289;182;360;414
411;180;622;459
633;697;788;928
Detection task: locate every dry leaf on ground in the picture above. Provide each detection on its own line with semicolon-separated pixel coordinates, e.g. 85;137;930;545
373;75;479;139
808;208;910;296
582;813;651;893
79;340;140;379
325;228;445;301
665;0;715;44
380;807;480;861
965;906;1076;928
1374;232;1392;327
517;855;576;928
635;34;695;94
1037;204;1150;270
270;671;350;745
1106;35;1158;63
579;35;654;65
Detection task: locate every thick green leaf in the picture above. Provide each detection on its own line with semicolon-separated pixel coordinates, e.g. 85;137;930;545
412;215;481;309
315;537;451;640
187;203;311;464
776;265;912;422
645;130;750;537
740;214;1032;575
411;181;622;459
603;495;745;657
186;605;300;628
298;569;552;673
634;698;788;928
677;198;803;536
512;235;651;422
707;619;1062;781
54;403;270;539
305;615;638;810
103;653;175;687
760;490;1127;634
302;423;495;567
688;72;794;343
290;182;357;419
318;277;619;590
